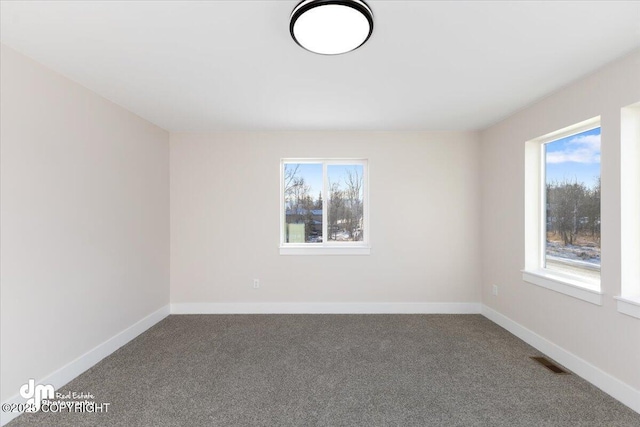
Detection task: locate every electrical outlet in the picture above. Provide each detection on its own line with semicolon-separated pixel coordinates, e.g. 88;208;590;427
492;284;498;296
253;279;260;289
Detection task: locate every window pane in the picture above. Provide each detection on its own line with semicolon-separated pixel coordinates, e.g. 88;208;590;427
284;163;323;243
327;164;364;242
544;127;601;279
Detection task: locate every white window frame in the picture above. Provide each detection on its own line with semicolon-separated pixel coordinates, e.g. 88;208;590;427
617;102;640;319
523;117;603;305
279;158;370;256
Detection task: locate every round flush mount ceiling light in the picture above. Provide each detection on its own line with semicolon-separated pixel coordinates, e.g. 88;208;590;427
290;0;374;55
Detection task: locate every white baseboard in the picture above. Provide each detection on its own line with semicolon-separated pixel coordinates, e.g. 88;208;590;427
481;304;640;415
171;302;482;314
1;305;170;426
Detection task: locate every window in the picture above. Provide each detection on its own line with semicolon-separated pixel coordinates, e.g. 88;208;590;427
280;159;369;255
617;102;640;319
524;117;603;305
544;127;601;278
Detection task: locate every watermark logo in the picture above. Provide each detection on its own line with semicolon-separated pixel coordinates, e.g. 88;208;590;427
2;380;110;415
19;379;55;412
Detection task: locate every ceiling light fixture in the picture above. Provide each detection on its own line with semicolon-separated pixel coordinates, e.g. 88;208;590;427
290;0;374;55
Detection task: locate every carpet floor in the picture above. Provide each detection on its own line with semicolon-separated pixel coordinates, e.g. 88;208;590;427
8;314;640;426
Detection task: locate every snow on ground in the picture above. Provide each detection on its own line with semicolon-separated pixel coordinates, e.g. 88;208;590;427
332;231;352;241
546;241;600;264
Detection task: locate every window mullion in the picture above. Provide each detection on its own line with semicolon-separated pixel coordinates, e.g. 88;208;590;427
322;162;328;247
541;143;547;269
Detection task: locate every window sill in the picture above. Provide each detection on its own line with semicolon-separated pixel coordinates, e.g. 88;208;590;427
522;269;603;306
279;246;371;256
614;296;640;319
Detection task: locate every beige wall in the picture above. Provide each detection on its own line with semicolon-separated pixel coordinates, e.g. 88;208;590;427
480;50;640;390
0;46;170;401
170;131;481;304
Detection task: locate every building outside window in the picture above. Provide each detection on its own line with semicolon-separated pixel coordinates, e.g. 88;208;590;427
281;159;369;255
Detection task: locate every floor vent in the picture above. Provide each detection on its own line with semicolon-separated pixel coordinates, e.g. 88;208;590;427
531;356;569;374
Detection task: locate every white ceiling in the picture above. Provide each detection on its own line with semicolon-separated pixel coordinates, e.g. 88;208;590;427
1;1;639;131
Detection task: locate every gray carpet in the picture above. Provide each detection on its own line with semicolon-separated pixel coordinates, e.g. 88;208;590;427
8;314;640;426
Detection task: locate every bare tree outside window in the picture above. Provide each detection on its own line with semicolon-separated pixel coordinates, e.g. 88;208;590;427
284;163;322;243
544;127;601;279
327;165;364;242
282;160;367;248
